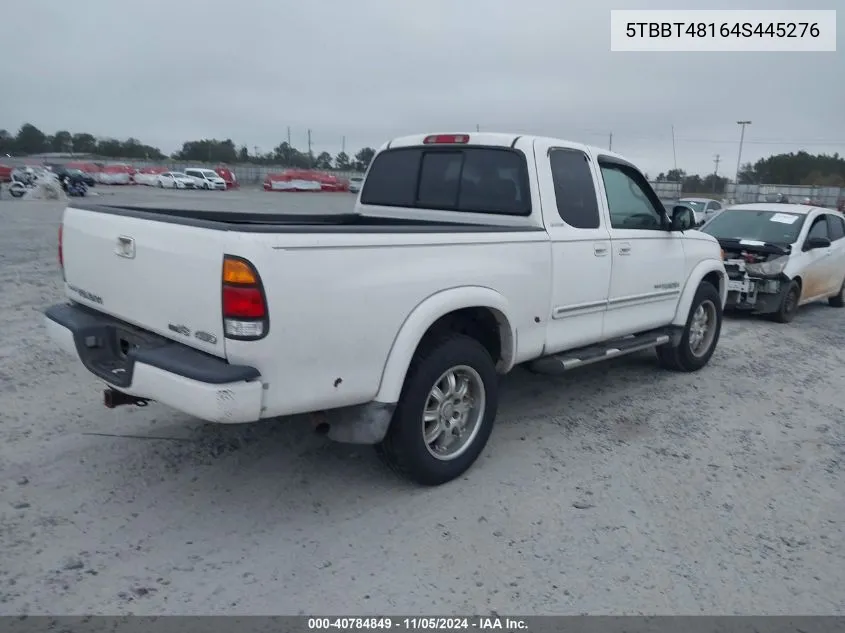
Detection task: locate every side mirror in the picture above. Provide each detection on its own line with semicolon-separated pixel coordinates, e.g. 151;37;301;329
671;205;695;231
805;236;831;250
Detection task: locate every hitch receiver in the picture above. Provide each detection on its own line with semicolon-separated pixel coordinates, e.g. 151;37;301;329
104;388;149;409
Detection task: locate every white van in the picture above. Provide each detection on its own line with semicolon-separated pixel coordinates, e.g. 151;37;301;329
184;168;227;190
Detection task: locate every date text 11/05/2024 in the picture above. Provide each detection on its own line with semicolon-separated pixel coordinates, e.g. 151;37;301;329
307;617;528;631
625;22;820;39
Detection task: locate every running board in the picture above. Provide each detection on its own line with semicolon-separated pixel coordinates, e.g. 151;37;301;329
528;328;674;375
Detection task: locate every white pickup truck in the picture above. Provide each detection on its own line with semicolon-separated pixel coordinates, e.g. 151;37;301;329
45;132;727;486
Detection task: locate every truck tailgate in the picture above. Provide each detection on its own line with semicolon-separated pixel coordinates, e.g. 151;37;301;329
61;206;227;358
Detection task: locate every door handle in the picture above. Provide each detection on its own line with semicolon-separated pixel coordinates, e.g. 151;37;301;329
594;244;608;257
618;243;632;255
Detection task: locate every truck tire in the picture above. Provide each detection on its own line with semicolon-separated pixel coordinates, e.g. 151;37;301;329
376;334;499;486
656;281;722;372
828;279;845;308
772;279;801;323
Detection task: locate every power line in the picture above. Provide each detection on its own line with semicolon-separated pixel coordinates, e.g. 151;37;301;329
678;138;845;146
556;126;845;146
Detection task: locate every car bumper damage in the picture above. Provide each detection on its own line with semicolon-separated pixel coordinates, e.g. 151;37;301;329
44;303;264;423
724;259;788;314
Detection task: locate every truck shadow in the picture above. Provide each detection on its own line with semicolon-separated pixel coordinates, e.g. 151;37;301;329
82;348;696;506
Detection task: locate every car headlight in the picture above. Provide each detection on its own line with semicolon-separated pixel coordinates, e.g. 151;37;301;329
745;256;788;277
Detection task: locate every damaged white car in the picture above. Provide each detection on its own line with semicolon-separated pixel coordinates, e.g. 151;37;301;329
700;203;845;322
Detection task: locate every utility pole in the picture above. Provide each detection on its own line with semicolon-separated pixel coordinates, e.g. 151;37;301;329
341;136;346;154
734;120;751;197
476;124;480;132
307;129;312;167
671;125;677;170
608;132;613;151
713;154;721;191
287;126;291;146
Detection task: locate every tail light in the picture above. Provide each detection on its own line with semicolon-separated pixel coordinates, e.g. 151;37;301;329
221;255;269;340
423;134;470;144
58;224;65;281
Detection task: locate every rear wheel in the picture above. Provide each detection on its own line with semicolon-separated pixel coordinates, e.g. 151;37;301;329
376;334;499;486
657;281;722;372
772;280;801;323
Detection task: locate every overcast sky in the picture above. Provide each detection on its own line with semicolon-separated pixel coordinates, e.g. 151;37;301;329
2;0;841;176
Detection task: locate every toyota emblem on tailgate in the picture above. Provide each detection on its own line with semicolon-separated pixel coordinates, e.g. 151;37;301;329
116;236;135;259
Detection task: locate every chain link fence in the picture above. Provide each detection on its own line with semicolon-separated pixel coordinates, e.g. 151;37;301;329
651;181;844;207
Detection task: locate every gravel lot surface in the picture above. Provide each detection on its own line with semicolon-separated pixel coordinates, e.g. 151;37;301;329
1;186;843;615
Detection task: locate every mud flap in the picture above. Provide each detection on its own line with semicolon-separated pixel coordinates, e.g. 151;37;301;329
314;402;397;444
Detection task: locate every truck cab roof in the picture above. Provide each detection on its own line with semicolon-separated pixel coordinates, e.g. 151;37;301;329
382;132;631;163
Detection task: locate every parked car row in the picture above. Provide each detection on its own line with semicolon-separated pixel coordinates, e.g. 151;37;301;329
155;168;227;190
0;162;239;189
135;166;238;190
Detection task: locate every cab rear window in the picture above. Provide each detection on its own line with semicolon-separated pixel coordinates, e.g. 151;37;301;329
360;147;531;216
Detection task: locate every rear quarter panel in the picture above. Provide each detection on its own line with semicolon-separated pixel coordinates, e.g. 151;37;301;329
225;231;551;417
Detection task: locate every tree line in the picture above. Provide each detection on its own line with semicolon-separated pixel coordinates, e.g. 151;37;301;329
656;151;845;194
0;123;377;171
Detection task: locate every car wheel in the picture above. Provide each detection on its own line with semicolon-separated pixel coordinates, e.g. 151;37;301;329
828;278;845;308
375;334;499;486
158;181;163;188
656;281;722;372
772;280;801;323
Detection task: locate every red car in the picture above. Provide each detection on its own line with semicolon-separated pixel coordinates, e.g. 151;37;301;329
0;164;12;183
214;165;239;189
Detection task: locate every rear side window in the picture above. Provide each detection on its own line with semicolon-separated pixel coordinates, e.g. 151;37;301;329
360;147;531;216
827;214;845;241
549;149;600;228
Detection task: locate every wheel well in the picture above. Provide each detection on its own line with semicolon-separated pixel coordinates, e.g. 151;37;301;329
417;307;507;367
702;270;722;294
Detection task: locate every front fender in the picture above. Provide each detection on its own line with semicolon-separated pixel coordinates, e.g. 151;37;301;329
374;286;516;404
672;259;727;326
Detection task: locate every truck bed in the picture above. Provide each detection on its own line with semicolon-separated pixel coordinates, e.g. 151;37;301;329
67;203;544;234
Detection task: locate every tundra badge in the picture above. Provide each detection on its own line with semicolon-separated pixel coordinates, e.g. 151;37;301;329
116;236;135;259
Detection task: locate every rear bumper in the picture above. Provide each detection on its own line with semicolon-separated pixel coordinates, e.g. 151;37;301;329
44;303;264;423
